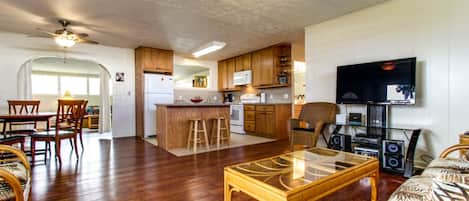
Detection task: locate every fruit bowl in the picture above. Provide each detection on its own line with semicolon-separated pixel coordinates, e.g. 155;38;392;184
190;97;204;104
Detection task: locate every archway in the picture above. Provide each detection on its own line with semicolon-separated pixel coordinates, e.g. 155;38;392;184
17;56;112;134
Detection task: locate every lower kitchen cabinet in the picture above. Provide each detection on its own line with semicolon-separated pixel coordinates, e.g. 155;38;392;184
244;104;291;139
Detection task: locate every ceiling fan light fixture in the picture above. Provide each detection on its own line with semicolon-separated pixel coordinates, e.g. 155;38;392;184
192;41;226;58
54;34;76;48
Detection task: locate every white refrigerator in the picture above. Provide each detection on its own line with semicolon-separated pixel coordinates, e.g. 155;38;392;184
144;73;174;137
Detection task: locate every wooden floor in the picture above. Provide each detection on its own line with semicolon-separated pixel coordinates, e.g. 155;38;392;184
30;134;405;201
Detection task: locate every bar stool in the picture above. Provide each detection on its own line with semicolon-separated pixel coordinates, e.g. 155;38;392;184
210;117;230;149
186;119;210;152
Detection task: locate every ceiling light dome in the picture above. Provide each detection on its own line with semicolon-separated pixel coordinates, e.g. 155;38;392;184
54;33;76;48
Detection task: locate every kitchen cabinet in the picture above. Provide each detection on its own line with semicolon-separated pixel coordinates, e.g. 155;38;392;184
217;43;291;92
218;60;227;91
226;58;236;89
136;47;174;74
255;111;274;138
235;54;251;72
252;47;275;87
244;104;292;139
218;58;239;91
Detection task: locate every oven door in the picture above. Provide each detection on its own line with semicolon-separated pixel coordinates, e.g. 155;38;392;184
230;104;244;126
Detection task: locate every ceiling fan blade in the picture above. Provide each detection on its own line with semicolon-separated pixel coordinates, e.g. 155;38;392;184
77;38;99;44
76;33;89;38
36;28;58;37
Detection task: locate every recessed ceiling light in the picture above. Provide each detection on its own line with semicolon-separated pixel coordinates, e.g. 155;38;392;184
192;41;226;58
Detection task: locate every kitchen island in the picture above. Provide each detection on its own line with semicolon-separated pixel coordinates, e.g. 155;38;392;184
156;103;230;151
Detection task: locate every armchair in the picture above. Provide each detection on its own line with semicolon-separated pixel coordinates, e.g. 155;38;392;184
0;145;31;201
289;102;338;148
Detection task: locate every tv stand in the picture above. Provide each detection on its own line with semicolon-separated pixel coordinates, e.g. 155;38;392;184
328;104;421;178
330;124;421;178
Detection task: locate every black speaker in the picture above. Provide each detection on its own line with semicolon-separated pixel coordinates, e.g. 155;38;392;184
329;134;352;152
367;104;388;137
382;140;405;172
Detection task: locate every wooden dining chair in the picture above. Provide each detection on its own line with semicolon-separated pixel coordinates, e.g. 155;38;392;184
30;99;88;165
6;100;40;135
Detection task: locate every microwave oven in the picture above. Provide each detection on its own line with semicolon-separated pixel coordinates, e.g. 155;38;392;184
233;70;252;85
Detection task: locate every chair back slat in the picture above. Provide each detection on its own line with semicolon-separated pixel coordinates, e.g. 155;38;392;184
299;102;338;125
55;99;88;136
8;100;40;115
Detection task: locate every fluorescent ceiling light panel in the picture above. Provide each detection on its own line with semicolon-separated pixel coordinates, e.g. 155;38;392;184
192;41;226;57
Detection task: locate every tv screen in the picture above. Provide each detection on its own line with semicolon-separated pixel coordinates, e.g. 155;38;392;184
336;57;416;105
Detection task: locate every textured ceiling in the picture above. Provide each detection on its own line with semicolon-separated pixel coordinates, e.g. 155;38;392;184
0;0;386;60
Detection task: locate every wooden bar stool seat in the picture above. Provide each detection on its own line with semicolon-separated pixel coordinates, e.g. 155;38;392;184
210;117;230;149
186;119;210;152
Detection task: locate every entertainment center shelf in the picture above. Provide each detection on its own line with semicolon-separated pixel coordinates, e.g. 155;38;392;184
328;123;421;178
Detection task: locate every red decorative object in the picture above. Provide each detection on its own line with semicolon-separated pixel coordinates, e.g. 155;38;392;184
190;97;204;103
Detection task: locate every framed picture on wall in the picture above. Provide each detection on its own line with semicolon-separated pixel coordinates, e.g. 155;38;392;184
116;72;124;82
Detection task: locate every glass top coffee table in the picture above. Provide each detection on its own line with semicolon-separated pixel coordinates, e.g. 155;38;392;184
224;147;379;201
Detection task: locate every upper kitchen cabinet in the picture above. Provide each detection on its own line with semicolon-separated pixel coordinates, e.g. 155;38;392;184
135;47;174;74
218;59;239;91
217;43;291;92
218;60;227;91
225;58;238;91
252;47;275;87
235;54;251;72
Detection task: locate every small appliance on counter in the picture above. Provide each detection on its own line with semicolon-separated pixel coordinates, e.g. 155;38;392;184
224;93;234;103
260;92;267;103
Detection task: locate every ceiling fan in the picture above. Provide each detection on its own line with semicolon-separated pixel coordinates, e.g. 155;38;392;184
37;19;99;48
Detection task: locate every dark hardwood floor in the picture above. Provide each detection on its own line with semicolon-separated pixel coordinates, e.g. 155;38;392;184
30;134;405;201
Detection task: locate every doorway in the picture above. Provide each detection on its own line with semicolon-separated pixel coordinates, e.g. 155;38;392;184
18;57;112;135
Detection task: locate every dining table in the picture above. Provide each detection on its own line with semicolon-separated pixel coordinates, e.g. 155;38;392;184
0;112;57;137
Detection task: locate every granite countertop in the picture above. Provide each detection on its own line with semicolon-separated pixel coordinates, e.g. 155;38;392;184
156;103;230;107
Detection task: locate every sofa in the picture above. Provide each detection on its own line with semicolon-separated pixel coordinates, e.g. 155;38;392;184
388;144;469;201
0;145;31;201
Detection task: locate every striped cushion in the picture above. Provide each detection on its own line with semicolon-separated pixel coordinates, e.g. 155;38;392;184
0;162;28;201
388;176;433;201
0;180;27;201
422;158;469;184
432;180;469;201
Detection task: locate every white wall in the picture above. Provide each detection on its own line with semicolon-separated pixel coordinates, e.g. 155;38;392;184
305;0;469;159
0;32;135;138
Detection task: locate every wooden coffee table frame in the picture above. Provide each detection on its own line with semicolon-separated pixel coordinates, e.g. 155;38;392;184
224;149;379;201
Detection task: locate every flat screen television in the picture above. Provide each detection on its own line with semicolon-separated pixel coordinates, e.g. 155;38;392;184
336;57;416;105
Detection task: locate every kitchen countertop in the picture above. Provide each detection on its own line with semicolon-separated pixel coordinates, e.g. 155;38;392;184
241;103;292;105
156;103;230;107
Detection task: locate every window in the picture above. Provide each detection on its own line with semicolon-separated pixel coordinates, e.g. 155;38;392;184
60;76;88;95
31;74;58;95
32;72;107;96
89;78;100;95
